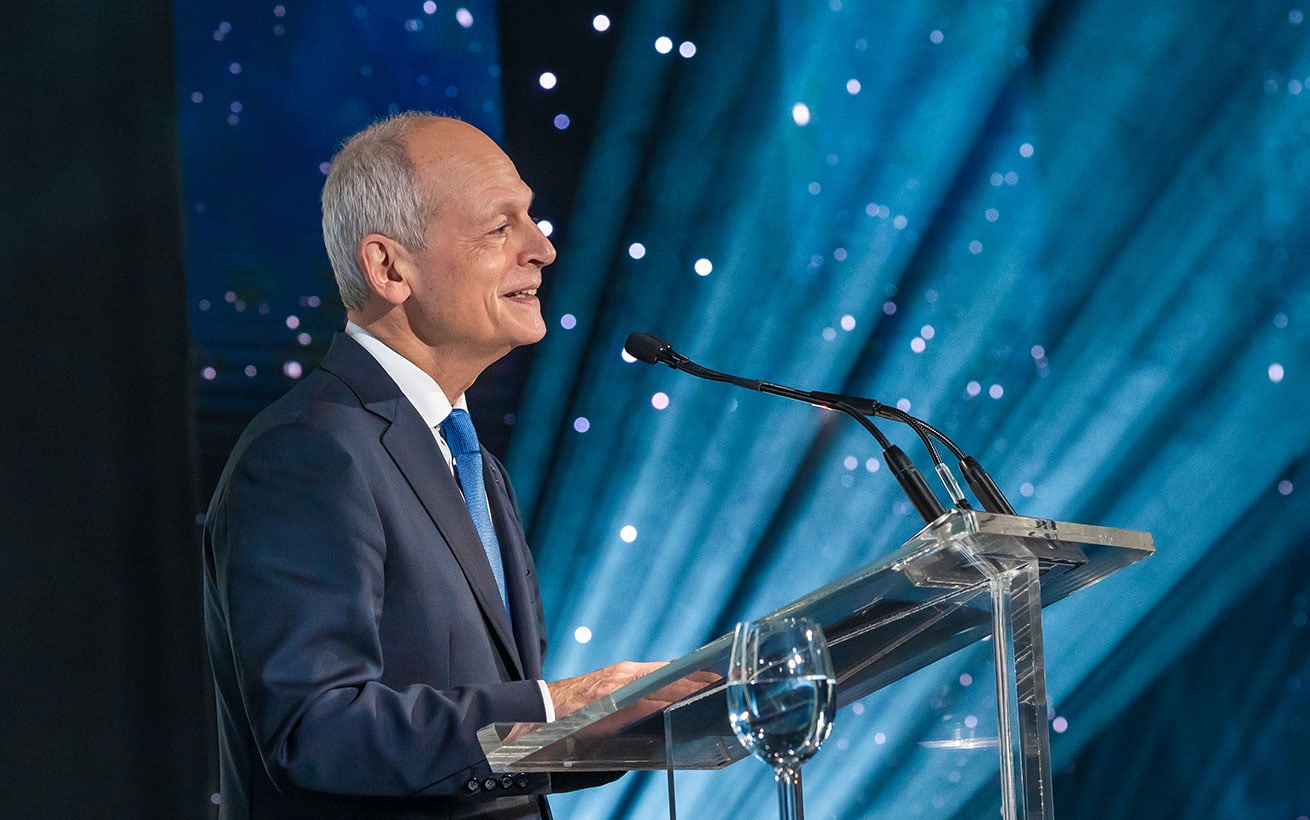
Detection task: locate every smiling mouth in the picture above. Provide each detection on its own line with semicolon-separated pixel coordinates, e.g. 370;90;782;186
504;288;538;298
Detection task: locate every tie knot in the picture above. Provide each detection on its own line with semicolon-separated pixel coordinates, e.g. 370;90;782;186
442;409;480;459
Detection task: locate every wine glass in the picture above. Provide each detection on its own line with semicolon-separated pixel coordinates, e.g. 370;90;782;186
727;615;836;820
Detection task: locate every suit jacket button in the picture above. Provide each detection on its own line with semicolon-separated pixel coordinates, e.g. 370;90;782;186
465;778;481;793
499;774;515;789
515;773;529;788
482;778;498;791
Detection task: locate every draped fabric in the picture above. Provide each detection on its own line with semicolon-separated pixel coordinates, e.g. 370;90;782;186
502;1;1310;817
1;2;207;817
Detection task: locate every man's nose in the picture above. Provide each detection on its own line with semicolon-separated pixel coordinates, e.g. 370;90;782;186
529;223;556;266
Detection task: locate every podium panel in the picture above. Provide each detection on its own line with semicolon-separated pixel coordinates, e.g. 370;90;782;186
480;510;1152;784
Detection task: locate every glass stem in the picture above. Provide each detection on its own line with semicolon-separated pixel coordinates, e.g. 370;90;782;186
776;765;804;820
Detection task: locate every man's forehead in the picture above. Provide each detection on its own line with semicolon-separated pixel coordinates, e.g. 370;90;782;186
403;125;531;211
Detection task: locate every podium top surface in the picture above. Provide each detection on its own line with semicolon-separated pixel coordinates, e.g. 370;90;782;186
479;510;1153;773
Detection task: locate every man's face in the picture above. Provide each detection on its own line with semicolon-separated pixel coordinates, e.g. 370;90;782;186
397;120;555;368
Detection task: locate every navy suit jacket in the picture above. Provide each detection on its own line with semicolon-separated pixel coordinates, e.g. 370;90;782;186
203;333;558;819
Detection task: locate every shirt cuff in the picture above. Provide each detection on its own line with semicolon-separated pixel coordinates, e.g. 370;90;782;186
537;679;555;723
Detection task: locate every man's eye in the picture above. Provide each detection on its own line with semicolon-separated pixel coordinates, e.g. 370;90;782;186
490;223;509;235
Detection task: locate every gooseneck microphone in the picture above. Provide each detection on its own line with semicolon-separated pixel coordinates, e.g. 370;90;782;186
624;332;949;524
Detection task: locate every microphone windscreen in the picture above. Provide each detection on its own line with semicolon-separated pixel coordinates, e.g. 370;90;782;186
624;332;670;365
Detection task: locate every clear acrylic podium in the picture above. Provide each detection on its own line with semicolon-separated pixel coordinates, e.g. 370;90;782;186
479;510;1154;819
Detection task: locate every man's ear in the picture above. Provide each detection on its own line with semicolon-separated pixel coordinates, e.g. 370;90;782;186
358;233;411;306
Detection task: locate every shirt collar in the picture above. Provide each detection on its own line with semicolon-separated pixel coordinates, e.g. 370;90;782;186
344;321;466;428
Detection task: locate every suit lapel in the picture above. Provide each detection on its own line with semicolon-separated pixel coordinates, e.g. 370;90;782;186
319;334;525;679
484;455;543;680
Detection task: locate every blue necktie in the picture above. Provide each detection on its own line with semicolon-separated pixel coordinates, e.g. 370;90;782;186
441;409;511;619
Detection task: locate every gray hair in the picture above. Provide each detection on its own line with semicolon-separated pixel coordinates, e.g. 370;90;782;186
321;112;444;312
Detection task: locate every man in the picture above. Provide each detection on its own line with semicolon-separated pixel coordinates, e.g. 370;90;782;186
203;113;659;819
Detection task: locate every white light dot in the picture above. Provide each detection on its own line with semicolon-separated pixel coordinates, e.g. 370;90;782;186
1020;482;1035;497
1005;171;1019;185
846;78;861;94
190;91;204;103
620;525;638;543
966;380;982;397
822;327;837;341
1031;345;1045;359
852;703;865;715
694;257;713;276
1052;716;1068;734
840;315;856;331
883;301;897;315
808;181;822;195
455;7;474;27
896;398;912;412
833;247;848;261
654;36;673;54
201;366;217;381
297;332;312;346
628;242;646;259
1279;480;1294;496
423;1;437;13
792;102;811;126
964;715;978;729
960;673;973;686
553;113;571;130
592;14;611;32
874;732;886;744
560;313;577;330
929;29;944;44
319;161;331;175
1019;142;1034;158
678;40;696;58
538;71;557;90
574;626;593;644
1269;363;1285;382
572;416;590;433
229;62;242;75
865;458;880;473
921;324;935;340
990;172;1004;186
651;391;670;410
844;455;859;471
985;207;1000;222
244;365;257;378
1292;8;1304;24
910;337;926;353
989;383;1004;399
969;240;983;254
537;219;554;237
893;214;908;230
283;361;303;379
621;348;637;363
286;315;300;329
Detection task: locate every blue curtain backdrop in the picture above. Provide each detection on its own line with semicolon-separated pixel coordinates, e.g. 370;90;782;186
178;1;1309;817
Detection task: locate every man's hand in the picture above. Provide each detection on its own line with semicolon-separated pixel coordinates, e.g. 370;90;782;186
547;661;667;718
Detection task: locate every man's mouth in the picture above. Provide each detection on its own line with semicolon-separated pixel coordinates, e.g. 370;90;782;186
504;288;538;298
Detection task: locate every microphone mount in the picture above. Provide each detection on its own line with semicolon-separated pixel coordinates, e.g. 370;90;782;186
624;332;954;523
